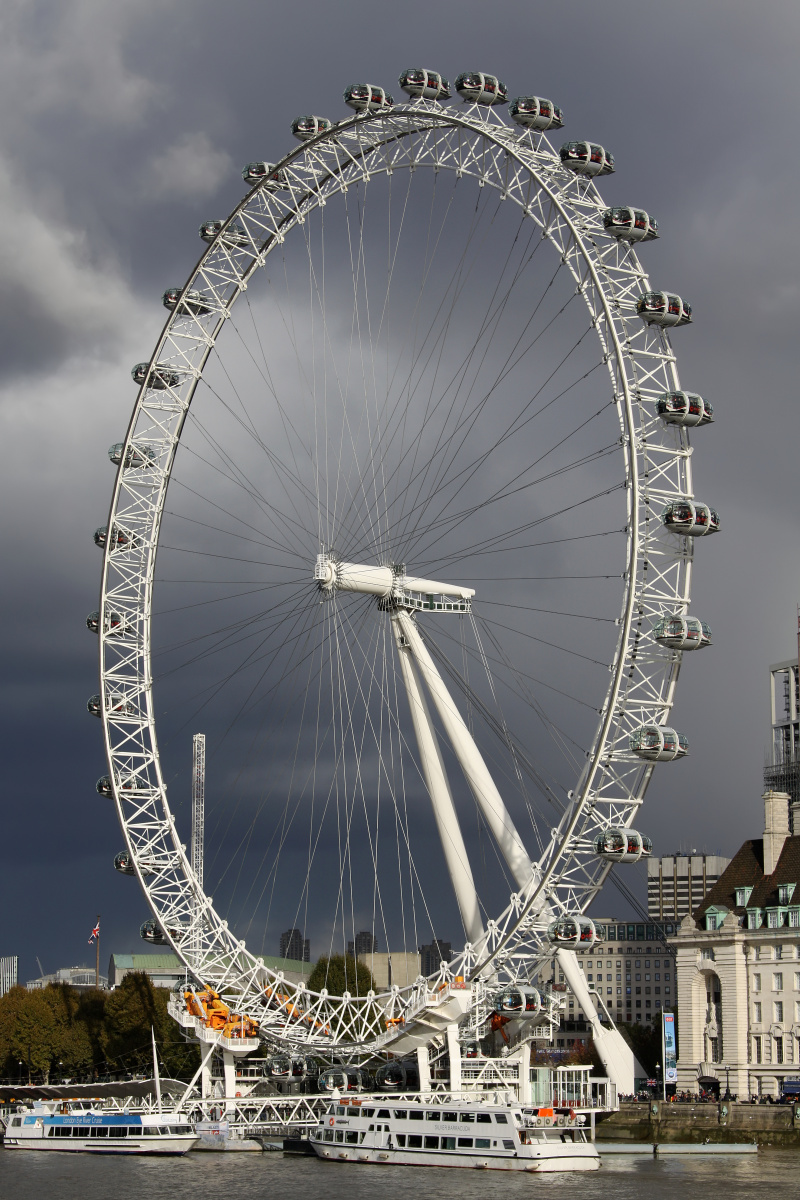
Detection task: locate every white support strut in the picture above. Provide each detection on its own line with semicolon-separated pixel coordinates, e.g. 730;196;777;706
391;616;484;945
395;609;534;891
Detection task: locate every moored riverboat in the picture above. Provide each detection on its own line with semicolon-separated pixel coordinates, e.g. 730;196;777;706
309;1095;599;1172
3;1101;197;1154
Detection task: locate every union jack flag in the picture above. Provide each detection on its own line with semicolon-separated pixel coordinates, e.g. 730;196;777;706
88;921;100;944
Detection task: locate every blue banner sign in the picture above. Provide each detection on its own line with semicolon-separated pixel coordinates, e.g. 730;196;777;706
663;1012;677;1083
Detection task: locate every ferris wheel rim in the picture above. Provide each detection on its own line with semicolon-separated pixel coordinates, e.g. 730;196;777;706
97;96;695;1047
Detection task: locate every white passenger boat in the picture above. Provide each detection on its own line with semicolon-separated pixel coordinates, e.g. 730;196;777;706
3;1101;197;1154
309;1096;600;1172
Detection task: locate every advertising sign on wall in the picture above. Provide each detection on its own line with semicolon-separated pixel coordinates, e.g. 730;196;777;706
663;1012;678;1083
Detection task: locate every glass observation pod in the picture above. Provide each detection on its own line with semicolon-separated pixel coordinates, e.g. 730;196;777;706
87;610;127;636
629;725;688;762
140;919;168;945
509;96;564;130
97;772;145;796
547;917;598;948
131;362;182;389
661;498;720;537
656;391;714;427
114;850;156;876
267;1054;291;1078
318;1068;371;1093
290;1056;318;1079
94;525;139;551
241;161;290;189
199;220;250;248
493;986;542;1016
108;442;156;469
559;141;615;176
291;115;333;140
593;828;653;862
162;287;213;317
602;206;658;242
653;613;712;650
374;1061;420;1090
454;72;508;105
398;68;451;101
636;291;692;327
343;84;394;113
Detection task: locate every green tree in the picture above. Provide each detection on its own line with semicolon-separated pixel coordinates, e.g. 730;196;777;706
101;973;198;1078
42;984;95;1077
307;954;375;998
0;987;59;1081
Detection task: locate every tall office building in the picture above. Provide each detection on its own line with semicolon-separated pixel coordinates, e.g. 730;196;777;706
347;931;377;958
764;655;800;811
279;928;310;962
0;956;18;996
647;853;730;920
419;938;451;976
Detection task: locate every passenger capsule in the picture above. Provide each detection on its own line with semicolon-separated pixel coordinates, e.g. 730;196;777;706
108;442;156;469
656;391;713;427
140;919;168;945
291;115;333;141
661;498;720;537
454;72;508;106
199;220;250;248
636;291;692;327
318;1067;371;1093
547;917;597;948
559;141;615;176
114;850;156;877
87;694;101;718
398;69;451;101
343;84;394;113
602;207;658;242
653;613;712;650
114;850;136;875
629;725;688;761
374;1060;420;1091
162;287;213;316
131;362;182;389
86;610;127;636
509;96;563;131
493;985;542;1016
241;161;290;189
96;775;113;797
94;525;139;551
267;1054;291;1078
593;828;650;862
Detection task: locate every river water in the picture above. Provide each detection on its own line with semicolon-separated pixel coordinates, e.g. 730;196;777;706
1;1147;797;1199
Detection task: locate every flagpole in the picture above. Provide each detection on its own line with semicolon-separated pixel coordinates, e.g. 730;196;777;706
95;914;100;989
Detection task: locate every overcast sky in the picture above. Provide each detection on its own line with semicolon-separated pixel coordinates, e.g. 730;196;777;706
2;0;799;985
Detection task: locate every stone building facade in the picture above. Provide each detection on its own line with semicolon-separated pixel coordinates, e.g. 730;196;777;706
675;791;800;1097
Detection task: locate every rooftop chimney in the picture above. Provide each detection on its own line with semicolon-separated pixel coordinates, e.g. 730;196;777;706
763;790;791;875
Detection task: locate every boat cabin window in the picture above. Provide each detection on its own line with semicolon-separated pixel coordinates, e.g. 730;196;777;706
494;1113;508;1123
392;1109;406;1119
336;1106;347;1115
410;1110;424;1120
323;1129;334;1142
408;1134;423;1147
425;1136;439;1148
459;1112;475;1122
377;1108;390;1118
476;1138;491;1149
458;1136;473;1147
442;1111;457;1122
361;1108;374;1117
442;1136;456;1149
425;1111;439;1121
346;1131;359;1144
503;1139;515;1150
476;1112;492;1123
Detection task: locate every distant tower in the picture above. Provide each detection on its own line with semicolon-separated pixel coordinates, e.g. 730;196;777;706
192;733;205;889
347;931;378;958
280;928;310;962
418;938;451;976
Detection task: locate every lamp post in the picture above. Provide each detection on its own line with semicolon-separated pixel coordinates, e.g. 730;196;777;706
725;1065;731;1101
656;1061;662;1102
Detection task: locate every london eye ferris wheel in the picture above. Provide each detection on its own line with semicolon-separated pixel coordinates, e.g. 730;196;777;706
90;68;717;1061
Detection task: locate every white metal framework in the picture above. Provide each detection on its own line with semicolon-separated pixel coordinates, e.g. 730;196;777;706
97;85;707;1058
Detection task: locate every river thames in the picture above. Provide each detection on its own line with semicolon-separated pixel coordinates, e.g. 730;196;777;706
1;1148;798;1199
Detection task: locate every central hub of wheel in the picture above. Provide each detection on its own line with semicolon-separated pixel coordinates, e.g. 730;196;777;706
313;553;475;612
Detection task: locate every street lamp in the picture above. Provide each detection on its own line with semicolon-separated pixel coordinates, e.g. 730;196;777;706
725;1065;731;1101
655;1061;661;1101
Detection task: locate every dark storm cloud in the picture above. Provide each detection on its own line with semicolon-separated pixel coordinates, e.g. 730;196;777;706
2;0;800;981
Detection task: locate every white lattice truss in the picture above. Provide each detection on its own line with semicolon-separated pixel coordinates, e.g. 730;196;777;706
99;99;696;1056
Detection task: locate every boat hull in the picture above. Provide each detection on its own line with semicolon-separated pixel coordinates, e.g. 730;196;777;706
311;1143;599;1172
